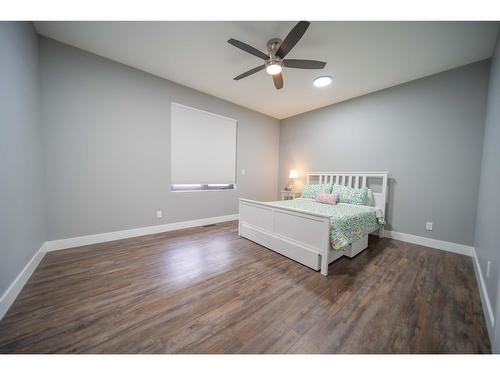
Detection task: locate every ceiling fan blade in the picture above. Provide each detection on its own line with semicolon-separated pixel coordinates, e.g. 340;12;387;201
276;21;310;59
283;59;326;69
233;65;266;80
273;73;283;90
228;38;269;60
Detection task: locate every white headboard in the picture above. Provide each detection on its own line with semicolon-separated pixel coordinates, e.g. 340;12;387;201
306;171;389;218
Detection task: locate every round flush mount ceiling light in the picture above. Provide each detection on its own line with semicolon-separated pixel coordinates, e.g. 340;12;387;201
313;75;332;88
266;63;282;75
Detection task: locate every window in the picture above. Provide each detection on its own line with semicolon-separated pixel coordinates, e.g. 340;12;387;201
170;102;237;191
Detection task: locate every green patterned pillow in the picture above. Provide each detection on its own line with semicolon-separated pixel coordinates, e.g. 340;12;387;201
301;184;332;199
331;184;368;205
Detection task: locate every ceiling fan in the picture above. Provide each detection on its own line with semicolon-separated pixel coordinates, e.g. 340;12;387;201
228;21;326;90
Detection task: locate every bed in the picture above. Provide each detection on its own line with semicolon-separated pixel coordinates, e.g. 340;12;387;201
238;171;388;276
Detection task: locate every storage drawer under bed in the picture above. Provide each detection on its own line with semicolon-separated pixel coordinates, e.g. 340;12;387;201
344;235;368;258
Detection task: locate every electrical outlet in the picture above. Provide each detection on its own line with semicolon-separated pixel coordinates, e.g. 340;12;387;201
425;222;433;231
156;210;162;219
487;261;491;278
241;169;245;175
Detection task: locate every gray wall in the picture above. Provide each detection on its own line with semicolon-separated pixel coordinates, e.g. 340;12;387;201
474;32;500;352
40;37;280;240
0;23;47;296
279;61;490;246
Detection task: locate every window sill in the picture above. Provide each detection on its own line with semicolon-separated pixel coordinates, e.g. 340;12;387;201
170;184;237;192
170;188;237;193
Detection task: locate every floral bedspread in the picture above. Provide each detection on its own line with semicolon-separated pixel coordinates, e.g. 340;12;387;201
268;198;385;250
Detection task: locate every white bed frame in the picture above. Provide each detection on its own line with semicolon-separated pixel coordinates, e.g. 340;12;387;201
238;171;388;276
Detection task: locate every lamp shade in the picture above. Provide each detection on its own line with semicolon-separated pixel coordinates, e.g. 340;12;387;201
288;169;298;179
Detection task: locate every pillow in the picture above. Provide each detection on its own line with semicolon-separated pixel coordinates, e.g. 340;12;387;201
301;184;332;199
331;184;368;205
315;192;339;205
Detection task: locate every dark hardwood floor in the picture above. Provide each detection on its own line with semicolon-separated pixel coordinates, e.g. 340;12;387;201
0;221;490;353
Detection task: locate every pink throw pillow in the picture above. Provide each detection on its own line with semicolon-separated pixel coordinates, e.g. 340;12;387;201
315;192;339;205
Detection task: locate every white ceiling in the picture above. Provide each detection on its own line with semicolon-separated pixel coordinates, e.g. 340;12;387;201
35;21;499;119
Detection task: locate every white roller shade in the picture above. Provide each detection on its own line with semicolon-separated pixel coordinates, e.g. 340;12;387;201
171;102;237;185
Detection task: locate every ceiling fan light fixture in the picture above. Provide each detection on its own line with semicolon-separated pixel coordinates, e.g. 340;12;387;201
266;63;282;75
313;75;332;87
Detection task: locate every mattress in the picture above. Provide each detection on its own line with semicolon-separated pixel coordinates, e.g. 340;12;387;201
267;198;385;250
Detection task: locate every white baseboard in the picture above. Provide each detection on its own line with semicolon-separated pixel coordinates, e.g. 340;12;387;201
471;247;495;343
0;243;48;320
384;230;474;257
45;214;239;252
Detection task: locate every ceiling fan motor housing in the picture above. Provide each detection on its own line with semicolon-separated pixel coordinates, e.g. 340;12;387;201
266;38;283;73
267;38;282;57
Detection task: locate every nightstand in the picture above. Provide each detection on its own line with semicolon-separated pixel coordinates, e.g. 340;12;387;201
281;190;300;200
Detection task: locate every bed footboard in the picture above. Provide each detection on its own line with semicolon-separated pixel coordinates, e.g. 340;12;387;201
239;198;332;275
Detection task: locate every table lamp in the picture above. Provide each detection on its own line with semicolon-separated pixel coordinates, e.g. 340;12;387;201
288;169;298;191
